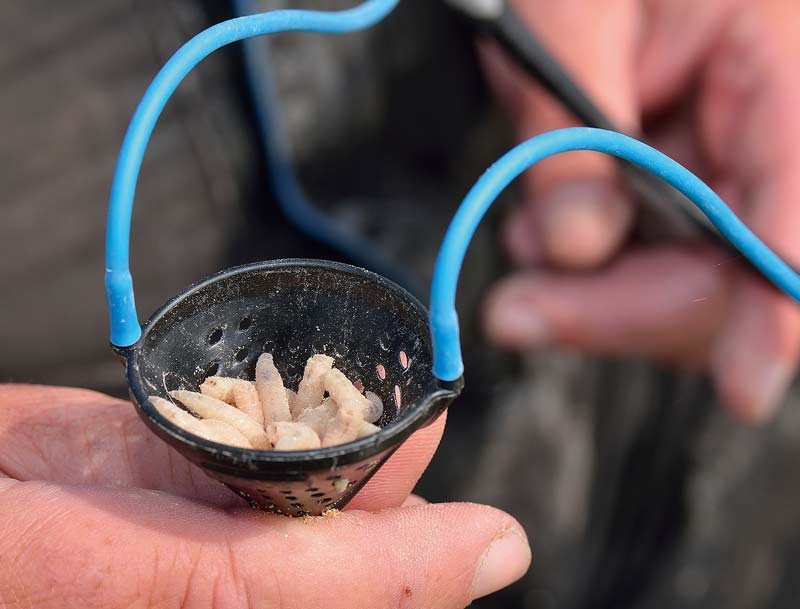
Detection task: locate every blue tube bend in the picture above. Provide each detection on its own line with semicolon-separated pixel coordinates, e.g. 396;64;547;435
430;128;800;381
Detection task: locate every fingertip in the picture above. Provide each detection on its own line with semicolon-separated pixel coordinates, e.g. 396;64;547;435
347;414;447;511
712;351;793;426
400;502;531;602
470;525;531;602
537;180;632;270
367;502;531;605
710;278;800;425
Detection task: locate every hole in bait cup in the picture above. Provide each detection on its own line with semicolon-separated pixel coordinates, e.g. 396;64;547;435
117;260;461;516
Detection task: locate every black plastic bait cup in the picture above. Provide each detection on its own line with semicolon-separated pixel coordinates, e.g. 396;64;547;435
104;6;465;516
114;260;461;516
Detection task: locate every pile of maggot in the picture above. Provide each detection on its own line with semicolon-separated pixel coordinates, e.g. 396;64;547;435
149;353;382;450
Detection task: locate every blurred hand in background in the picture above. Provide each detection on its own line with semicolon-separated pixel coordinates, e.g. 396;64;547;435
481;0;800;424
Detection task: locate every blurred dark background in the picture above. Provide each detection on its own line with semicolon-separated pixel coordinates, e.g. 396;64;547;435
3;1;800;607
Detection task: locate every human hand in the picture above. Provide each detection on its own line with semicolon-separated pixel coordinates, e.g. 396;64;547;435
0;384;530;608
480;0;800;423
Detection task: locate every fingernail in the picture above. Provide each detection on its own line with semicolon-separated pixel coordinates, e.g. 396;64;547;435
470;528;532;601
540;181;629;269
486;292;551;347
746;362;793;424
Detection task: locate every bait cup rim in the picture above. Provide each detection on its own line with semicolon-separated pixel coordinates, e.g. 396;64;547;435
117;259;463;473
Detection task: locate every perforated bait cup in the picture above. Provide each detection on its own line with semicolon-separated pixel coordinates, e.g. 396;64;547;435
113;259;460;516
102;1;442;515
105;0;800;517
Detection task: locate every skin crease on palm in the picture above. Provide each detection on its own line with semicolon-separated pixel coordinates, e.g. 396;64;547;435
0;385;531;608
480;0;800;424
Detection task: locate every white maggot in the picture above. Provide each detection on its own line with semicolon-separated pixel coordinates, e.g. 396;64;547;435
170;390;271;449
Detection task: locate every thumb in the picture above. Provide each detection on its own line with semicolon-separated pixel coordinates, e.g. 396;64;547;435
0;480;531;608
478;0;641;269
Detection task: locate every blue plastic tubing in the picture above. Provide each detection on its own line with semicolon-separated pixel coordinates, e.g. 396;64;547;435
105;0;401;347
232;0;421;295
430;128;800;381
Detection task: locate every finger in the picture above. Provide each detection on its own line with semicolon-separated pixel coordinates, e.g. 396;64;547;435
0;480;530;608
501;175;633;271
478;0;640;269
348;413;445;511
0;385;446;510
638;0;742;113
702;2;800;423
711;275;800;424
483;247;728;362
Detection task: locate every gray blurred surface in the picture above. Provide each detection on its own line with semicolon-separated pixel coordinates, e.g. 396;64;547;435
2;2;800;608
0;0;253;392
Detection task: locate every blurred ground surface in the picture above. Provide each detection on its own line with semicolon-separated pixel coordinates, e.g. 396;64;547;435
2;1;800;608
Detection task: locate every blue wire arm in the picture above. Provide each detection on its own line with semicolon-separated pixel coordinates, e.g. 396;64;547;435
233;0;422;295
430;128;800;382
106;0;401;347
